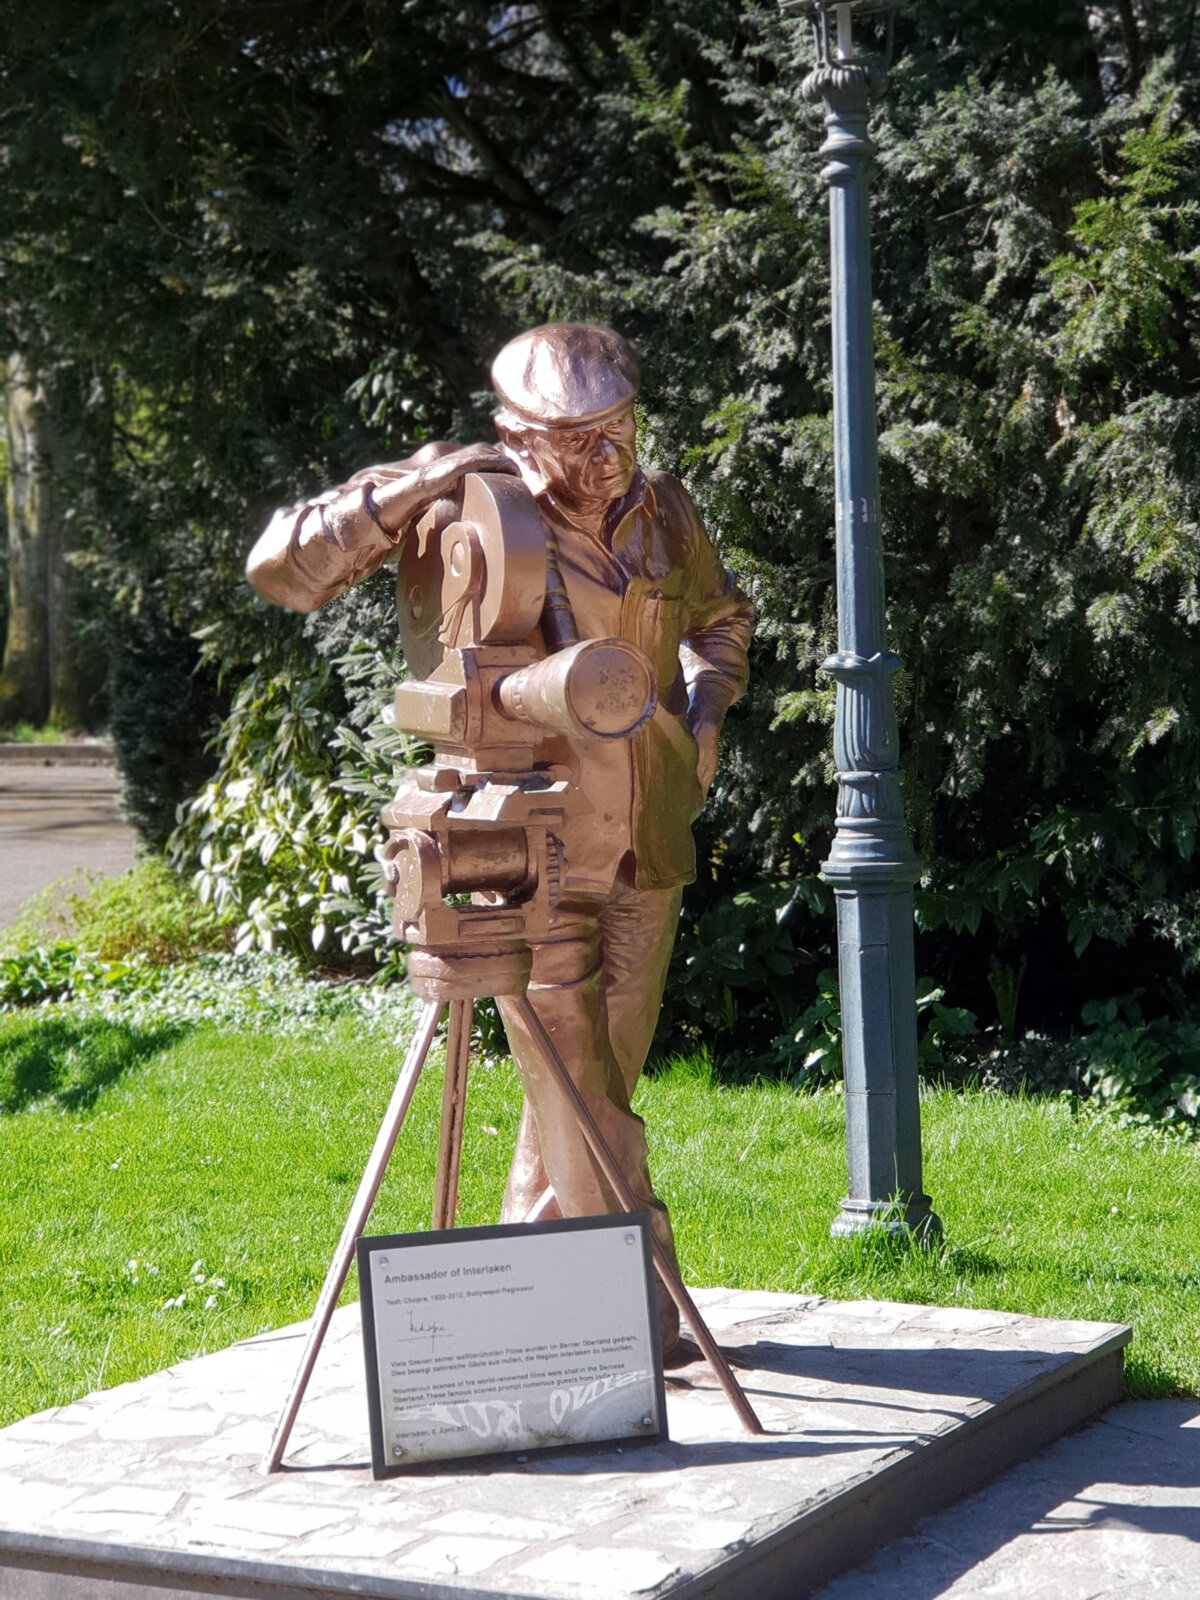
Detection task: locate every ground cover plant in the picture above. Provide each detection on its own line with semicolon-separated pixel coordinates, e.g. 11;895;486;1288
0;858;231;966
2;994;1197;1429
0;721;70;745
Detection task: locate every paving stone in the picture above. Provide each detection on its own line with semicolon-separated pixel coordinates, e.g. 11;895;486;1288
426;1510;575;1541
180;1497;348;1538
514;1544;681;1593
609;1514;751;1551
177;1521;292;1554
0;1289;1129;1598
0;1483;86;1521
95;1405;224;1442
658;1483;739;1515
71;1510;189;1542
1;1416;96;1445
71;1486;184;1518
403;1534;529;1576
297;1526;425;1561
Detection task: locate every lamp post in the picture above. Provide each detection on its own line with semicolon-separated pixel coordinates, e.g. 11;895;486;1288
783;0;939;1237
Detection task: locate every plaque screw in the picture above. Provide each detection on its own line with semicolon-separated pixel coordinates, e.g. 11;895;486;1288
624;1233;635;1245
392;1445;406;1457
641;1415;653;1428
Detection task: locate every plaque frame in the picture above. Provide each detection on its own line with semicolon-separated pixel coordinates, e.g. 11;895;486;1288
357;1213;668;1477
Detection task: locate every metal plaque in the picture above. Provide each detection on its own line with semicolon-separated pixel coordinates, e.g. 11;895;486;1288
357;1215;666;1475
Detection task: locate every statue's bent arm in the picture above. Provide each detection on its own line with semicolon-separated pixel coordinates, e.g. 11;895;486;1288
245;443;515;613
665;476;756;725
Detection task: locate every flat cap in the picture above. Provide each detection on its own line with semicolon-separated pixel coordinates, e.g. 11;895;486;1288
492;322;640;429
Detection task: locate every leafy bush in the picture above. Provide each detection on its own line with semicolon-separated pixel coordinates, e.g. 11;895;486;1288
743;968;978;1088
106;615;228;850
657;879;805;1070
172;573;420;963
12;0;1200;1092
772;967;842;1087
65;860;230;964
0;944;96;1007
1081;997;1200;1136
1;861;229;966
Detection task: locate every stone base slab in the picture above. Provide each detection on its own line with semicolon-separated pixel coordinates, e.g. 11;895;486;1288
0;1290;1129;1600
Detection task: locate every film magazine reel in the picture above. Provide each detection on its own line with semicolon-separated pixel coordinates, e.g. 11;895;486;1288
263;473;762;1472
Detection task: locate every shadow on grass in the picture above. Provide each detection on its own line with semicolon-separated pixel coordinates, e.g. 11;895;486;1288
1053;1260;1200;1293
828;1226;1006;1281
0;1015;187;1114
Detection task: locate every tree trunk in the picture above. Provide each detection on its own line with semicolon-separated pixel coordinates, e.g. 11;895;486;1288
0;353;53;725
45;425;88;728
1116;0;1144;87
0;352;89;728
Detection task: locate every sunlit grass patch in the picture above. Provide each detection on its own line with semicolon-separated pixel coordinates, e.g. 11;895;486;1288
2;1007;1198;1427
642;1072;1200;1397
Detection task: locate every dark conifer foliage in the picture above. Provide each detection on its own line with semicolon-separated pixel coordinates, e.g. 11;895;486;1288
3;2;1199;1064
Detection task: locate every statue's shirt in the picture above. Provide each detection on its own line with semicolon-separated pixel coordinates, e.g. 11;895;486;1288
532;470;752;894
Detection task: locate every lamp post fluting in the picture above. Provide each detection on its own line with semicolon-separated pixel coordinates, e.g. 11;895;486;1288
787;0;938;1236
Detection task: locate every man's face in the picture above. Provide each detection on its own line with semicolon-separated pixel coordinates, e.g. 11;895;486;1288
519;408;637;508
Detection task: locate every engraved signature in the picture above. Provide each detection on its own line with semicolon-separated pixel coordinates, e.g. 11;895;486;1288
397;1308;451;1352
395;1399;524;1442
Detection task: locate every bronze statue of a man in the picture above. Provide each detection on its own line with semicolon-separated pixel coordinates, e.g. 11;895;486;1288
247;323;754;1352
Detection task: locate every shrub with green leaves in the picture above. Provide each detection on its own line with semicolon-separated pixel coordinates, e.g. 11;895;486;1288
0;944;94;1007
0;945;415;1040
1;860;229;972
64;860;230;964
1081;997;1200;1135
172;574;420;963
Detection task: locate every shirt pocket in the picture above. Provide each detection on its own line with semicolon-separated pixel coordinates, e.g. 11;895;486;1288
621;580;684;691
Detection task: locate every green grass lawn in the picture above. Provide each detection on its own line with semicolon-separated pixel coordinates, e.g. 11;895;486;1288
2;1007;1198;1427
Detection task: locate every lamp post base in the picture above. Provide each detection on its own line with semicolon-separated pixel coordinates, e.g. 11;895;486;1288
831;1193;942;1239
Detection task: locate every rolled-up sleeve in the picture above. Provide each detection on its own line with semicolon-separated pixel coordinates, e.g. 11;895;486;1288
246;481;398;613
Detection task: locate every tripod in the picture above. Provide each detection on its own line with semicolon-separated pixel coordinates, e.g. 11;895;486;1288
261;990;764;1474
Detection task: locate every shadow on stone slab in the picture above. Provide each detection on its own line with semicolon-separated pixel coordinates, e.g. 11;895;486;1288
813;1399;1200;1600
726;1339;1072;1402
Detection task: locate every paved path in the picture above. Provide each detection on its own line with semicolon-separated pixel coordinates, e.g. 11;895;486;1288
0;759;137;928
813;1398;1200;1598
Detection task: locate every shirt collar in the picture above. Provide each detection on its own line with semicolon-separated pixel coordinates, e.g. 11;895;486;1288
537;468;653;547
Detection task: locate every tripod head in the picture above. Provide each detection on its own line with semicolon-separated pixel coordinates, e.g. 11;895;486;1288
381;471;656;1003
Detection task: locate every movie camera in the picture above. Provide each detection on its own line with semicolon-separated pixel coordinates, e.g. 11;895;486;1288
380;470;656;1001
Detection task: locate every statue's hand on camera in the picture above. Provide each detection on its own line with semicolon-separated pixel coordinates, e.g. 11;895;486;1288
369;442;518;537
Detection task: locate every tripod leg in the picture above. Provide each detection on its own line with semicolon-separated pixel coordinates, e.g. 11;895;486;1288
513;996;765;1438
432;998;472;1230
260;998;445;1474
